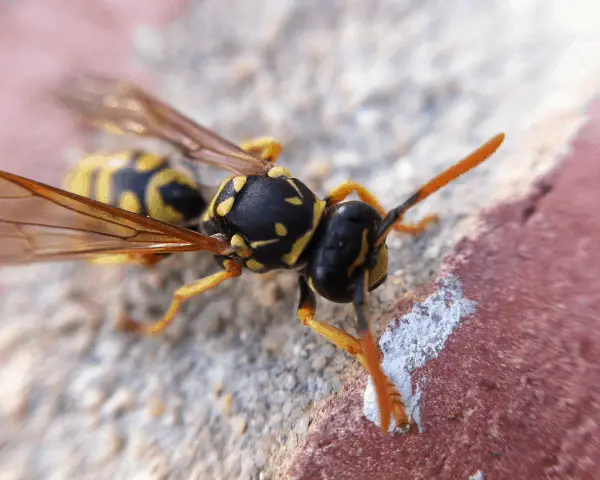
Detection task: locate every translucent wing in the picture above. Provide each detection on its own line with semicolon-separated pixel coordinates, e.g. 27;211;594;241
55;74;273;176
0;170;230;265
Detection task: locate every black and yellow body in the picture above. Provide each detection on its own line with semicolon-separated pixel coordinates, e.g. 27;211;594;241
201;166;326;274
64;150;207;265
304;200;389;303
197;164;389;300
5;73;504;436
55;136;503;435
197;165;389;306
65;150;207;224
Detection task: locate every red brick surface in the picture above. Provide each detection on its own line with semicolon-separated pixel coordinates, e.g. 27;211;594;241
289;104;600;479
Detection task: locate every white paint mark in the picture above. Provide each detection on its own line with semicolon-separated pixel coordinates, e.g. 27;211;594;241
468;470;485;480
363;275;476;432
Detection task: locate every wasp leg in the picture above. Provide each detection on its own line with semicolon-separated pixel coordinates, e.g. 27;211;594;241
90;253;168;268
130;253;170;267
240;137;282;163
325;181;438;236
297;276;410;433
119;259;242;335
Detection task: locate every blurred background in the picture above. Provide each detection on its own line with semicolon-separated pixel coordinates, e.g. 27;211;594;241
1;1;599;479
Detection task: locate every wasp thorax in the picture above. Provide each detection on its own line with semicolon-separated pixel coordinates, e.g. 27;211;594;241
304;201;388;303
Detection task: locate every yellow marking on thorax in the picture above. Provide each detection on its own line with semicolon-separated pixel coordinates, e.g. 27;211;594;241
281;198;326;266
286;179;304;198
251;238;279;249
135;153;166;172
268;166;292;178
347;229;369;277
119;191;142;214
232;176;247;192
204;177;233;221
285;197;303;206
216;197;235;216
275;223;288;236
246;258;265;271
231;234;251;257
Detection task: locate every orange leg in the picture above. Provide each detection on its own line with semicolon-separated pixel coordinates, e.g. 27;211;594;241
240;137;282;163
90;253;168;268
325;181;438;236
131;253;170;267
119;259;242;335
297;277;410;433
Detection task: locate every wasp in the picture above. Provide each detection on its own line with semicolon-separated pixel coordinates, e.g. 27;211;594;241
0;74;505;434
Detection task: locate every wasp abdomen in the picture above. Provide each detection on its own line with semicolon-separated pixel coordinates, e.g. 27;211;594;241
65;151;207;226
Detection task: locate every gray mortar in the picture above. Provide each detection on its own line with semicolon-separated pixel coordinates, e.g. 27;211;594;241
2;1;600;479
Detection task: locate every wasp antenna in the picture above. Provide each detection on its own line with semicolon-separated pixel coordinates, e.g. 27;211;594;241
376;133;505;245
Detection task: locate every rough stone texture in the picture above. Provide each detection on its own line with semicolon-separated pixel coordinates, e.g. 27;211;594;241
289;102;600;479
1;1;600;479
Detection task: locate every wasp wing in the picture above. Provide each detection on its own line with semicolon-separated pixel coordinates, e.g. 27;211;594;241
55;74;272;176
0;170;230;265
